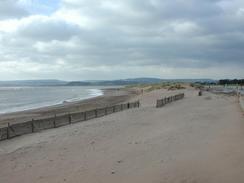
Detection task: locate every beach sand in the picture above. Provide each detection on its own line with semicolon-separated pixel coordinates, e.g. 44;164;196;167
239;95;244;112
0;88;244;183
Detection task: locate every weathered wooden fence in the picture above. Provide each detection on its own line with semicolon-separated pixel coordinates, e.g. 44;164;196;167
0;100;140;141
156;93;184;108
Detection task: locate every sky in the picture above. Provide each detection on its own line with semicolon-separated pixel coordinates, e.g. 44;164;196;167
0;0;244;80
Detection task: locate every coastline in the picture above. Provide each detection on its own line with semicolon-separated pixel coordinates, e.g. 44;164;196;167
0;87;104;115
0;87;140;128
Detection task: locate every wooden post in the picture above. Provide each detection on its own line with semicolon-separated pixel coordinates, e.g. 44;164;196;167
162;99;164;106
54;114;56;128
156;100;159;108
121;104;123;110
7;123;10;139
95;109;98;118
31;119;34;132
68;113;72;124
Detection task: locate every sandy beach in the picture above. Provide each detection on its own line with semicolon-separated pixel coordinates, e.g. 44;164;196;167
239;95;244;112
0;88;138;128
0;88;244;183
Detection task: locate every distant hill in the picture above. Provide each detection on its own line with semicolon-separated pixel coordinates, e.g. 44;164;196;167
82;78;164;86
161;79;217;83
65;81;91;86
0;78;217;87
0;80;68;87
65;78;216;86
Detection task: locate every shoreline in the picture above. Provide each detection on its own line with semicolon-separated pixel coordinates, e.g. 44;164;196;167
0;87;140;127
0;88;104;115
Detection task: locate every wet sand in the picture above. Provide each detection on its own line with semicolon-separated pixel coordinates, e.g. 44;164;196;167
0;88;244;183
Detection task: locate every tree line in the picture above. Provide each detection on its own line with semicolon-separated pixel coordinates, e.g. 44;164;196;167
218;79;244;85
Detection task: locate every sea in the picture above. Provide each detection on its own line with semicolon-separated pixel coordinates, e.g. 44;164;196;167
0;86;114;114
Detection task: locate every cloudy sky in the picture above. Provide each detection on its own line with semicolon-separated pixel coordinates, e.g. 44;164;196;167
0;0;243;80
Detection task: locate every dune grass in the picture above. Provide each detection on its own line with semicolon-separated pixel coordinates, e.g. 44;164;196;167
126;83;186;92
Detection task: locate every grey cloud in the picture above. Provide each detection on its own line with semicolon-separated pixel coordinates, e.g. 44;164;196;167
0;0;29;19
17;17;80;41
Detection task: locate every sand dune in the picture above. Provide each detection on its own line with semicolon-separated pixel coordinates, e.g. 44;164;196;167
0;89;244;183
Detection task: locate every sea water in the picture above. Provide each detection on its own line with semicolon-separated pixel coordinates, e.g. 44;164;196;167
0;86;111;114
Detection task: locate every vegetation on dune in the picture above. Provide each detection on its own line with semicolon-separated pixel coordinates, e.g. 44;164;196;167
168;84;186;90
190;83;204;90
126;83;186;92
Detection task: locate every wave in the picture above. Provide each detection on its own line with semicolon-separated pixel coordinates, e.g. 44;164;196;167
63;89;103;103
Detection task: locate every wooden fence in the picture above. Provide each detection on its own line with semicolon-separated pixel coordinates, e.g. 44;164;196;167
156;93;184;108
0;101;140;141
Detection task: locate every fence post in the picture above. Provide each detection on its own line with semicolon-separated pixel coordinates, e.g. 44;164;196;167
7;123;10;139
31;119;34;132
118;105;121;111
54;114;56;128
68;113;72;124
95;109;98;118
